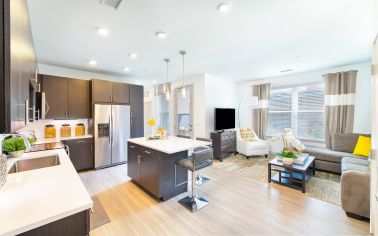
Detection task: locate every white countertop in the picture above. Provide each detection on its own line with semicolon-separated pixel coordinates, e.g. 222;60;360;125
128;136;212;154
34;134;93;144
0;149;93;236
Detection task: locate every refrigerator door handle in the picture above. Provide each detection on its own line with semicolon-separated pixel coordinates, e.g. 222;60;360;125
109;116;112;146
111;109;115;147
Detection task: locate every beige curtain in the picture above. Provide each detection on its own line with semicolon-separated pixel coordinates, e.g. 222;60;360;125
323;71;357;148
252;83;270;140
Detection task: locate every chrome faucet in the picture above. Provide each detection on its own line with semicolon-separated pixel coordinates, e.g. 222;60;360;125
0;133;32;154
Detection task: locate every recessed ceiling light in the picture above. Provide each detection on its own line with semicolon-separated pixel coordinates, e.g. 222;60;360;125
152;80;157;84
155;31;167;39
128;53;138;59
88;60;97;66
217;2;231;13
134;79;143;84
123;67;130;72
96;27;109;36
280;69;293;73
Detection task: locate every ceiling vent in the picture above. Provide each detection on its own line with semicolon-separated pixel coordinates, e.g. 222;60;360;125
100;0;123;9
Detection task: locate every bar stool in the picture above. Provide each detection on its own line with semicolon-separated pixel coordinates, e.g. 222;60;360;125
194;137;212;185
175;148;213;212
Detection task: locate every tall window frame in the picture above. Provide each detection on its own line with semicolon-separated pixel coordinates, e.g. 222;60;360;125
267;82;325;142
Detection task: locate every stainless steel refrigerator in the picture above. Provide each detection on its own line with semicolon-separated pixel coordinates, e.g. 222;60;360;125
94;104;130;168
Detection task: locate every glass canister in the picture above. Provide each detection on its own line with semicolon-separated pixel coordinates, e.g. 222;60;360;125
44;124;56;138
60;124;71;137
75;123;85;136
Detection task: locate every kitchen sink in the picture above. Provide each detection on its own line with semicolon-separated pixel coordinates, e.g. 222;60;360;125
8;155;60;174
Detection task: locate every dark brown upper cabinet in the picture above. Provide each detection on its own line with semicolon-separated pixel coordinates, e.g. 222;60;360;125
112;82;130;104
92;79;130;104
42;75;69;119
68;79;91;119
130;84;144;119
92;79;112;103
41;75;91;119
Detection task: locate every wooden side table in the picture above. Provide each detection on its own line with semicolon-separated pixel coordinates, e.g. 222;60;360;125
268;156;315;193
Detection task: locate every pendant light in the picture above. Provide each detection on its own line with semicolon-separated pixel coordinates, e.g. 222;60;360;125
164;58;170;101
179;50;186;98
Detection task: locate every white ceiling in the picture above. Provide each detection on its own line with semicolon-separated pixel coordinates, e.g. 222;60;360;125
27;0;373;84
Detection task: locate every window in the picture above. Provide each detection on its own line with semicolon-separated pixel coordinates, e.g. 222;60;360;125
159;95;169;130
267;83;325;141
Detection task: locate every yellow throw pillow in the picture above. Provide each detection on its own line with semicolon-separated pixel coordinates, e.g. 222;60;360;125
353;135;371;157
239;128;258;142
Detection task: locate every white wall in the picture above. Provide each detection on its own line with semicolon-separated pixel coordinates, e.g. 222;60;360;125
38;63;134;83
145;74;206;139
237;62;372;134
204;74;237;137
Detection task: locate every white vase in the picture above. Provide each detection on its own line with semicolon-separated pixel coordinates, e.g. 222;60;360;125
282;157;294;165
9;150;24;158
0;154;7;190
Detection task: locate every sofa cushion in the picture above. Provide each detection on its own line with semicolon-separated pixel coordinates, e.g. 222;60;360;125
353;135;371;157
332;133;371;153
342;162;370;173
246;140;268;151
342;157;370;166
305;146;362;163
332;133;359;153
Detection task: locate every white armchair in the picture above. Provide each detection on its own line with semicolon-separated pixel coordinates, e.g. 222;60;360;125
236;129;269;158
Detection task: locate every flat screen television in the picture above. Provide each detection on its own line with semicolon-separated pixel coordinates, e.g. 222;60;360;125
214;108;235;131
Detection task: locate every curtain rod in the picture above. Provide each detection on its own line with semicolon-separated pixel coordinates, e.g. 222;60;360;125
321;70;358;77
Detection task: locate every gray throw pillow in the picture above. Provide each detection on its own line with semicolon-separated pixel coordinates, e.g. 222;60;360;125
332;133;359;153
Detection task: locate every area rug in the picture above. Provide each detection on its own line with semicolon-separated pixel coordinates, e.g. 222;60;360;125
90;196;111;230
213;154;341;205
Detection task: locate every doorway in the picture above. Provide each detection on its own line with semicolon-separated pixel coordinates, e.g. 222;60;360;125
174;85;193;138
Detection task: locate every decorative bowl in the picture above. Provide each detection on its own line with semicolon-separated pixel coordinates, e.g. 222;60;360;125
282;157;294;165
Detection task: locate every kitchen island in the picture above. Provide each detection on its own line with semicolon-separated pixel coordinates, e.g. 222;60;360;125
127;136;211;201
0;149;92;236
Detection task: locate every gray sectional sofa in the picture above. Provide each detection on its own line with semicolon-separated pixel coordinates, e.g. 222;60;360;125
304;133;371;219
305;133;369;174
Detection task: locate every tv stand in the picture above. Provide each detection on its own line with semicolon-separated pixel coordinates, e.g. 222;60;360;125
210;130;236;161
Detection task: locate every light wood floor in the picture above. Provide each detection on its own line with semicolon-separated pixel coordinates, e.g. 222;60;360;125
80;164;369;236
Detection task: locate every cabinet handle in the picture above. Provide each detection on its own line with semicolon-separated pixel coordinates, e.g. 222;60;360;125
90;144;93;152
131;111;133;118
130;145;135;149
137;155;141;164
76;140;85;144
110;96;112;102
145;151;151;154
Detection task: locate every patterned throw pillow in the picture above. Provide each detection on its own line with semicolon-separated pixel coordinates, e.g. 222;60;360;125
239;128;258;142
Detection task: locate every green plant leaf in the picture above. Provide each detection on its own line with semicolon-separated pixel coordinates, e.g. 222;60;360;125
277;151;297;159
2;137;26;153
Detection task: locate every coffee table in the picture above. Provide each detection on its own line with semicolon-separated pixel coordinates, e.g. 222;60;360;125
268;156;315;193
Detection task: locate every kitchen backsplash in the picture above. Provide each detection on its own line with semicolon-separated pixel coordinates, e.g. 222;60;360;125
17;119;89;140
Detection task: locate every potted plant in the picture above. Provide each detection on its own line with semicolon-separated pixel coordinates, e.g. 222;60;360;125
272;128;305;165
2;137;27;158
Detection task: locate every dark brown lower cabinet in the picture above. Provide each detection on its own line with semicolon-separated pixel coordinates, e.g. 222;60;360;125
140;153;160;197
18;210;90;236
128;147;140;183
63;138;94;172
127;142;188;201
